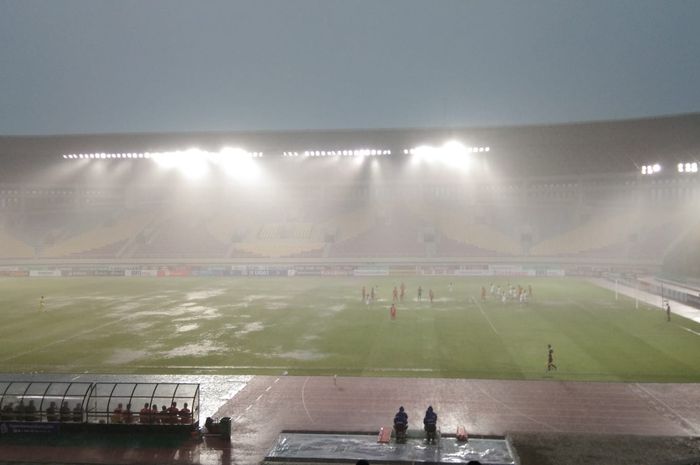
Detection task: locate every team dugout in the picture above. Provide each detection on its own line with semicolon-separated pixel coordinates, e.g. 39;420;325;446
0;381;199;426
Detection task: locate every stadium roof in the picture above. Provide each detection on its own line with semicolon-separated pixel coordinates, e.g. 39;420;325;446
1;113;699;181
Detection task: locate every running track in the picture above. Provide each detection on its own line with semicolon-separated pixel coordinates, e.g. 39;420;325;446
217;376;700;464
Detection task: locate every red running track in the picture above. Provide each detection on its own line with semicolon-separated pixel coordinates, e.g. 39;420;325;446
1;376;698;465
218;376;700;464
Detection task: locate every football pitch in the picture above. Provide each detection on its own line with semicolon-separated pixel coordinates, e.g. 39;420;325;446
1;276;699;382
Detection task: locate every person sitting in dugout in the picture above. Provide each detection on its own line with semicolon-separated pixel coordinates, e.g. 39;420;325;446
72;402;83;422
59;401;71;422
111;403;124;424
14;400;26;419
46;401;58;422
160;405;169;424
1;402;15;421
25;399;38;421
139;402;152;424
179;402;192;424
122;403;134;424
167;402;179;424
150;404;159;424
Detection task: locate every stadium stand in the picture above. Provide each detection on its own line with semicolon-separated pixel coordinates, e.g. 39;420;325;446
435;234;501;258
227;221;325;258
0;226;35;259
528;207;686;258
0;114;698;265
322;208;374;243
130;215;228;259
435;216;522;256
330;213;426;258
232;242;325;258
41;211;152;258
663;220;700;279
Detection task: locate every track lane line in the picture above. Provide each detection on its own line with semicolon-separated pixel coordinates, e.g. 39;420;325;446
301;376;314;423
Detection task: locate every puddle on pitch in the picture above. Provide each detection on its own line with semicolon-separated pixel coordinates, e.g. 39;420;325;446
236;322;265;335
162;341;227;358
176;323;200;332
185;288;227;300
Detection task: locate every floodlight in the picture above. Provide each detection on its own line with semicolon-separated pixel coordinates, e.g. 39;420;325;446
678;163;685;173
653;163;661;173
218;147;261;183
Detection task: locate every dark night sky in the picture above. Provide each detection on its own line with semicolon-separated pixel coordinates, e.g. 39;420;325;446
1;0;699;135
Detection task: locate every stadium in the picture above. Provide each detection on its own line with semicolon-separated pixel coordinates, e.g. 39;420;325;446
1;113;700;464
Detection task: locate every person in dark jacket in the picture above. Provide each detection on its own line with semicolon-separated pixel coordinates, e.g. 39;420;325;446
393;406;408;442
60;401;71;422
423;406;438;443
394;406;408;428
46;401;58;421
72;402;83;422
25;400;38;421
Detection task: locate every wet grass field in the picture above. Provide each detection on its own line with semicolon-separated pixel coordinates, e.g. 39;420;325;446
1;276;699;381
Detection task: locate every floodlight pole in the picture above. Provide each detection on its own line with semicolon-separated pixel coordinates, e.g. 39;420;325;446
635;279;639;309
615;279;618;300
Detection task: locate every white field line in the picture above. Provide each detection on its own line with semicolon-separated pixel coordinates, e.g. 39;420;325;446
301;376;314;423
471;297;500;335
680;326;700;337
635;383;700;435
